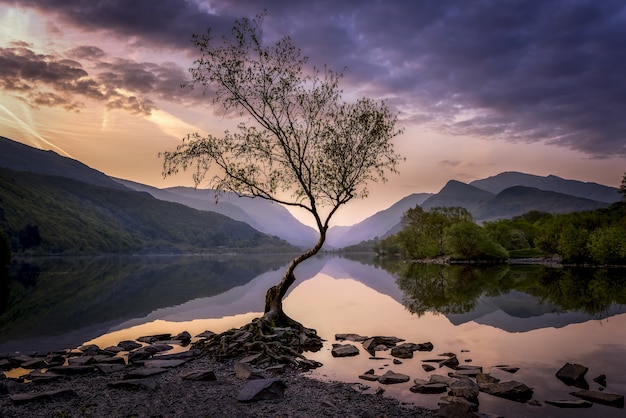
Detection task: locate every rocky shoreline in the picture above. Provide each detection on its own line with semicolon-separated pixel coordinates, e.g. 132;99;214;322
0;331;437;418
1;328;624;417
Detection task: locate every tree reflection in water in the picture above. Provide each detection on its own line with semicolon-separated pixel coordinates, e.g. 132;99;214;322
381;261;626;318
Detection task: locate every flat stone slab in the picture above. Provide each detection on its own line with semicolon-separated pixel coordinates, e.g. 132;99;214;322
47;365;95;375
237;378;286;402
125;367;167;379
331;344;360;357
95;363;126;374
480;380;534;403
143;359;187;369
28;370;62;383
410;382;448;394
11;389;77;405
545;399;593;408
570;389;625;408
378;370;410;384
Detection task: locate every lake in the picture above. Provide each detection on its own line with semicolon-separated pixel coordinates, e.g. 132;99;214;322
1;254;625;417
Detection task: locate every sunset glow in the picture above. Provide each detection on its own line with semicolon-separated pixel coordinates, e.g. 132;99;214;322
1;1;624;226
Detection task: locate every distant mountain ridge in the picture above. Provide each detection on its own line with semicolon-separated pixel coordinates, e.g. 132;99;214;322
0;136;127;190
115;180;319;248
470;171;620;203
0;136;620;250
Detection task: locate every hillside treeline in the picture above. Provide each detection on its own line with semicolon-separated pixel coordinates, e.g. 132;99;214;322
374;201;626;265
0;168;294;256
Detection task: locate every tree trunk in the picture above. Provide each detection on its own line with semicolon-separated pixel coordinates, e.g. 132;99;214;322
263;232;326;326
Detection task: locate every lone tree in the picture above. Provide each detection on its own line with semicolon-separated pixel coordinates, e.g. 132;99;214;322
162;14;402;328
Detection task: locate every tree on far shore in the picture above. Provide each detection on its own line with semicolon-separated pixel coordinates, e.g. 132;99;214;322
162;14;402;327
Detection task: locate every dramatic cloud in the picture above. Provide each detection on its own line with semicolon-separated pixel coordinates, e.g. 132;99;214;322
0;45;199;115
3;0;625;157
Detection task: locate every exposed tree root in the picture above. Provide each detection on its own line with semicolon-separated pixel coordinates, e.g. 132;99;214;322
192;317;325;370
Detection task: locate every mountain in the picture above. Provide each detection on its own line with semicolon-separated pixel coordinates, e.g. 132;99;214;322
340;177;614;249
0;167;295;255
116;180;319;248
421;180;494;213
326;193;432;248
470;171;620;203
0;136;127;190
476;186;609;221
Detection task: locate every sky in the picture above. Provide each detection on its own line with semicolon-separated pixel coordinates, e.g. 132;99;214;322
0;0;625;227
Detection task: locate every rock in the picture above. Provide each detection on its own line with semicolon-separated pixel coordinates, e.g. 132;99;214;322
390;343;416;359
108;378;157;390
78;344;100;356
237;378;286;402
181;370;217;381
362;336;403;354
476;373;500;387
438;396;479;418
95;364;126;374
556;362;589;388
21;358;47;369
570;389;624;408
47;365;95;375
28;370;62;383
331;343;360;357
593;374;607;387
8;354;33;367
496;366;519;374
11;389;78;405
117;340;142;351
422;364;436;372
137;334;171;343
416;342;434;352
545;399;593;408
440;355;459;369
480;380;534;402
127;345;171;363
44;354;66;367
410;381;448;394
359;374;381;382
102;345;124;354
143;359;187;369
449;378;480;404
124;367;167;379
195;330;216;339
154;349;201;361
68;356;94;366
449;367;482;378
234;362;264;380
429;374;456;386
93;355;125;365
174;331;192;344
0;358;12;370
335;333;369;342
378;370;410;384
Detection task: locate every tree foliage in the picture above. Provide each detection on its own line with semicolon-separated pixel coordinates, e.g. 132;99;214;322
393;206;472;259
162;14;402;323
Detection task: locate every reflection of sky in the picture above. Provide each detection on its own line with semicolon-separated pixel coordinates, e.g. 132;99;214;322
4;255;626;417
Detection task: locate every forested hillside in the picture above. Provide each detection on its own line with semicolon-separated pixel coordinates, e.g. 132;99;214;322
0;168;294;255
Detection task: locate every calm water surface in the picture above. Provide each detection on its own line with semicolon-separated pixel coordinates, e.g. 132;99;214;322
1;255;625;417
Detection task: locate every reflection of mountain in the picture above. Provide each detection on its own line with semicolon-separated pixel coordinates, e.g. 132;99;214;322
0;255;293;353
124;256;405;325
445;292;626;332
3;255;625;354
